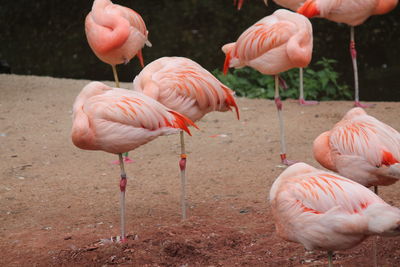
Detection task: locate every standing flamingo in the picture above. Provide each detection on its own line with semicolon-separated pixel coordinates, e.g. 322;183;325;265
297;0;398;107
133;56;240;219
222;9;313;165
313;107;400;193
270;162;400;267
85;0;152;162
235;0;318;106
71;81;197;241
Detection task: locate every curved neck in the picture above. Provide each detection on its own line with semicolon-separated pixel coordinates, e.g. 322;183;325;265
313;131;337;172
286;30;312;67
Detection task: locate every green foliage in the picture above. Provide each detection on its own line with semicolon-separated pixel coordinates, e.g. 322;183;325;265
213;58;352;101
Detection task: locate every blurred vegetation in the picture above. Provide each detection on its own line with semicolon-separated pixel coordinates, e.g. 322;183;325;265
213;58;352;100
1;0;399;100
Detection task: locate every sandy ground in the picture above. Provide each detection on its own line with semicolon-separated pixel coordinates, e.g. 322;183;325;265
1;74;400;266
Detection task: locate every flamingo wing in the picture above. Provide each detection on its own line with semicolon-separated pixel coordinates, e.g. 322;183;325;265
156;61;232;109
84;89;194;135
233;20;295;62
330;115;400;167
286;171;383;216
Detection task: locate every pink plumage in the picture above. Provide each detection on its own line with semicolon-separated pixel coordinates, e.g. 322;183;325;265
85;0;151;66
313;107;400;187
71;81;196;154
133;56;239;122
297;0;398;26
270;162;400;251
222;9;313;75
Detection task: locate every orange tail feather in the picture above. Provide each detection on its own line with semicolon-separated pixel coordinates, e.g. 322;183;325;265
223;52;231;75
382;151;399;166
168;110;199;136
137;49;144;68
297;0;320;18
223;86;240;120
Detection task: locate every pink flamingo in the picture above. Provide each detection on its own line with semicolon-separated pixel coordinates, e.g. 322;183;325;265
85;0;151;163
235;0;318;106
222;9;313;165
270;162;400;267
71;81;197;241
313;107;400;193
297;0;398;107
133;56;239;219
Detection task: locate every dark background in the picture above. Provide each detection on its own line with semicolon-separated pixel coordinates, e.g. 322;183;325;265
1;0;399;101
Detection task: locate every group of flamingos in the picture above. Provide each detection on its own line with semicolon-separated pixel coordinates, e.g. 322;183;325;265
71;0;400;265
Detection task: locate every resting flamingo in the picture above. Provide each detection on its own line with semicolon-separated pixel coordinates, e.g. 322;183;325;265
71;81;197;241
297;0;398;107
133;56;239;219
234;0;318;106
313;107;400;194
222;9;313;165
270;162;400;267
85;0;152;162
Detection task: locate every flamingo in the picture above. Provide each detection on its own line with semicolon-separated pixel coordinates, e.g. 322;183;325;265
297;0;398;107
313;107;400;193
133;56;240;219
71;81;197;241
85;0;152;163
235;0;318;106
222;9;313;165
270;162;400;267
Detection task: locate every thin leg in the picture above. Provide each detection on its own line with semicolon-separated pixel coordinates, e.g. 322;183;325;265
111;65;120;88
179;131;187;220
274;75;294;166
350;27;374;108
328;251;333;267
372;185;378;267
118;153;127;242
298;68;318;106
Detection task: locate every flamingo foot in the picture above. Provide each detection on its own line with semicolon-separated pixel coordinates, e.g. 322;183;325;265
299;98;319;106
112;157;134;165
123;157;134;163
354;101;375;108
280;154;297;166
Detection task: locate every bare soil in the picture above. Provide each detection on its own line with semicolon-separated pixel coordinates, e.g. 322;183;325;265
1;74;400;266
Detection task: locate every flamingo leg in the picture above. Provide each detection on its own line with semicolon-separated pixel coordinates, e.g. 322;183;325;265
111;65;134;164
179;131;187;220
328;251;333;267
118;153;128;242
350;27;374;108
298;68;318;106
372;185;378;267
274;75;294;166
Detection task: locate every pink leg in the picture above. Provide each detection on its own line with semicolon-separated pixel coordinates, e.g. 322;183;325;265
298;68;318;106
274;75;296;166
179;132;187;220
350;27;374;108
118;154;128;243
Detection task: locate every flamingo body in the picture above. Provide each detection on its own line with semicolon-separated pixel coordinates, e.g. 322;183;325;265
313;107;400;187
71;81;196;154
297;0;398;26
85;0;151;66
270;162;400;251
133;57;239;122
222;9;313;75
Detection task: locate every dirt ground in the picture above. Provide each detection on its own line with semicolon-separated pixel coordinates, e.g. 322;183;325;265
1;74;400;267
